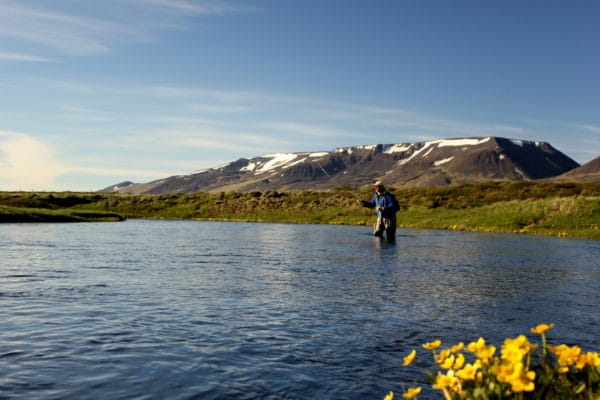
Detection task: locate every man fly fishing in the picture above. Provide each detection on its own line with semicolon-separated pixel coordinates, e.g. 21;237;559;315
356;181;400;242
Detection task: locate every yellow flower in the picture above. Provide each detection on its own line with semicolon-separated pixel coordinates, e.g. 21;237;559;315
582;351;600;367
511;370;536;392
423;339;442;351
435;343;466;368
530;323;554;335
467;337;496;364
439;354;455;369
449;342;464;353
435;349;451;365
432;370;460;392
550;344;582;368
456;361;481;381
574;351;600;370
494;361;536;392
383;391;394;400
453;353;465;370
501;335;535;364
403;349;417;366
402;387;421;399
437;352;465;370
467;337;486;353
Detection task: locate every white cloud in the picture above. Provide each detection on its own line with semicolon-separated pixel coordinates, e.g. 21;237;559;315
0;130;176;191
0;131;68;190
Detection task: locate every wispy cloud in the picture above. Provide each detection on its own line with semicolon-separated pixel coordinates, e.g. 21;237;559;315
1;76;558;191
0;52;52;62
142;127;290;154
0;2;142;55
61;107;115;123
191;103;254;114
122;83;531;144
70;165;172;179
364;107;528;138
260;121;365;140
0;0;247;56
576;124;600;134
136;0;252;15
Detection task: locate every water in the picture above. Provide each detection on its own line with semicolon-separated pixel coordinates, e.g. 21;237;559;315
1;220;599;399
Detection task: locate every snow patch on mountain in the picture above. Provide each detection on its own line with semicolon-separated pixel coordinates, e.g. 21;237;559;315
240;162;257;173
358;144;378;151
383;144;413;154
438;137;490;147
286;157;308;168
422;147;435;158
434;156;454;166
256;153;299;174
398;141;436;165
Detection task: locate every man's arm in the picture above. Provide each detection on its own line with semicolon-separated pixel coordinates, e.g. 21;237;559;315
356;199;376;208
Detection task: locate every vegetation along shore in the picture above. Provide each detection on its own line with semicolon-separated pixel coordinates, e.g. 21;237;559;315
1;182;599;240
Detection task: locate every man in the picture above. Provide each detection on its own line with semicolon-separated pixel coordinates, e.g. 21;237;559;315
356;181;399;242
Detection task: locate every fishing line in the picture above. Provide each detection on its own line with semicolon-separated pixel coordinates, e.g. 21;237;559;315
313;159;341;187
312;159;355;199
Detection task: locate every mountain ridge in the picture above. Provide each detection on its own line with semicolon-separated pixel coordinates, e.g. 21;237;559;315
551;156;600;183
101;136;585;194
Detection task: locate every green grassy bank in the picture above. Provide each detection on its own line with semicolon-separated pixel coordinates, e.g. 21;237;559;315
1;182;599;239
0;206;125;222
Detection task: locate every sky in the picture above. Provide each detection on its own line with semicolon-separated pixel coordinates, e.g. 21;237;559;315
1;0;599;191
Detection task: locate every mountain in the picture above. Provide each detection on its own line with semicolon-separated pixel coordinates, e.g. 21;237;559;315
551;156;600;182
101;136;580;194
102;181;135;192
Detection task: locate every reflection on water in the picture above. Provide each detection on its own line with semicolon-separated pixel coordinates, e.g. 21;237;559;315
1;220;599;399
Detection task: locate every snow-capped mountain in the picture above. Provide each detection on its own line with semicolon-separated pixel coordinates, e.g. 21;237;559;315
101;137;580;193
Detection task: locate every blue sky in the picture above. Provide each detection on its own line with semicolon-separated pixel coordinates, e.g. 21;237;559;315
1;0;599;191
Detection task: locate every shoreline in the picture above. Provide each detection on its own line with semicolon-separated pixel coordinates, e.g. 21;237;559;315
1;181;599;240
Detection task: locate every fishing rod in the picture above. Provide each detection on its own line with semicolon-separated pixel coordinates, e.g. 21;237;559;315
312;159;356;200
314;159;340;186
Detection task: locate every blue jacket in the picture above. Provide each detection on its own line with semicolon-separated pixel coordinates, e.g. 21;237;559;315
365;191;399;218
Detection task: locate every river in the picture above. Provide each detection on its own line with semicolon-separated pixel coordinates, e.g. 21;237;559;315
1;220;599;399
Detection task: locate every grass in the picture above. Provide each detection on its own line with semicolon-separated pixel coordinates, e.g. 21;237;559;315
0;205;125;222
400;196;600;238
1;182;599;239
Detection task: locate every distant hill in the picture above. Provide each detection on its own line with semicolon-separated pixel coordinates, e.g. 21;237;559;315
551;156;600;182
102;181;135;192
101;136;580;194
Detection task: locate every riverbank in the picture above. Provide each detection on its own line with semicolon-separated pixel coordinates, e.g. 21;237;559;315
0;206;125;222
1;181;599;239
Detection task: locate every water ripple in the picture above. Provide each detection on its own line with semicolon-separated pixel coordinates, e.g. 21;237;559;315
0;221;598;399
